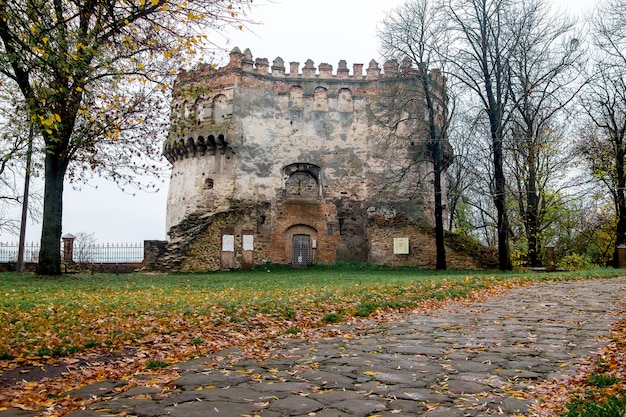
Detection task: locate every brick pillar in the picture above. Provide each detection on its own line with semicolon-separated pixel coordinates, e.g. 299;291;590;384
617;244;626;268
62;233;76;264
545;246;555;272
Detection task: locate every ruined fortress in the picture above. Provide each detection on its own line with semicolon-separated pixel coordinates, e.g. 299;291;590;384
152;47;482;271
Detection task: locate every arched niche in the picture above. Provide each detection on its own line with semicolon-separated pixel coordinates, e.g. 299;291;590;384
195;98;209;122
313;86;328;111
283;163;321;199
212;94;230;123
289;85;304;110
183;100;191;118
337;88;353;112
285;172;317;199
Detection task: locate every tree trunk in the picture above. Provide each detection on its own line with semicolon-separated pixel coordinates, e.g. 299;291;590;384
37;152;69;275
613;137;626;267
17;128;34;272
434;161;447;270
526;143;540;267
493;136;512;270
422;72;447;271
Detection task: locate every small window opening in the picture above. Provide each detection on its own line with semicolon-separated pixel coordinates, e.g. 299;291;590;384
205;178;214;189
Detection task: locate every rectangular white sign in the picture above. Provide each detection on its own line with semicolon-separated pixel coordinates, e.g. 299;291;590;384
393;237;409;254
243;235;254;251
222;235;235;252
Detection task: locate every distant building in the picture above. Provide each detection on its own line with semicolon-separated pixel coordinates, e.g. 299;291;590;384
153;47;479;271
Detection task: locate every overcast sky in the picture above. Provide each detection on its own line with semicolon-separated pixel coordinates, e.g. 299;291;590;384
2;0;597;244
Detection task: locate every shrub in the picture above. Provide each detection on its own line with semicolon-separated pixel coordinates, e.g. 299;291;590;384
557;254;594;270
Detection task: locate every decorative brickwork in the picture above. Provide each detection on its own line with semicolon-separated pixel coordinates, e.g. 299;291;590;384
154;47;484;271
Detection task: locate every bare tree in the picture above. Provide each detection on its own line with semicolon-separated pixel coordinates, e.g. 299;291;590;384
0;77;41;235
378;0;453;269
446;104;498;244
73;231;97;264
0;0;252;275
505;0;584;266
446;0;522;270
578;0;626;265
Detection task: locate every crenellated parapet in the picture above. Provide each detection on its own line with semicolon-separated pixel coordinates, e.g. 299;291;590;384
174;47;442;82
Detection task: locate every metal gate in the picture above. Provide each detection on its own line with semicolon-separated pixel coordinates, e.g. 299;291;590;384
292;234;310;265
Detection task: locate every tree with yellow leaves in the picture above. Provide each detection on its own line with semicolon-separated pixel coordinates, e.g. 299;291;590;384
0;0;251;275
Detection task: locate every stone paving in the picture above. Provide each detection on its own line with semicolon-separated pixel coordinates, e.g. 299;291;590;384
4;278;626;417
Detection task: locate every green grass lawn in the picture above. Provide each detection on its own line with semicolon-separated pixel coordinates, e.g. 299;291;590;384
1;264;623;361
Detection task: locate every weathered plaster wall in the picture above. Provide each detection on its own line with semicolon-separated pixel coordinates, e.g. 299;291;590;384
167;150;237;229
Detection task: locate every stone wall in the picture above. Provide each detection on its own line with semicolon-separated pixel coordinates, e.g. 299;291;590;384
367;220;488;269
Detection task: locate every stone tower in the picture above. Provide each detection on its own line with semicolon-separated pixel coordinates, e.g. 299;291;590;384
156;47;465;271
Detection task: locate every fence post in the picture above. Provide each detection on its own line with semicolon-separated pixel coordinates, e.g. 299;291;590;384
62;233;76;264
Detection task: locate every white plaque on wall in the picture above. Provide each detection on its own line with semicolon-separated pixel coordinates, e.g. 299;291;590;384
243;235;254;251
222;235;235;252
393;237;409;254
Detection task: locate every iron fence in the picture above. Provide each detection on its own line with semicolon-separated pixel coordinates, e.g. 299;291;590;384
0;242;144;263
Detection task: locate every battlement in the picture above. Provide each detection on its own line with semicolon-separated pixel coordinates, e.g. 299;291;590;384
176;47;446;85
